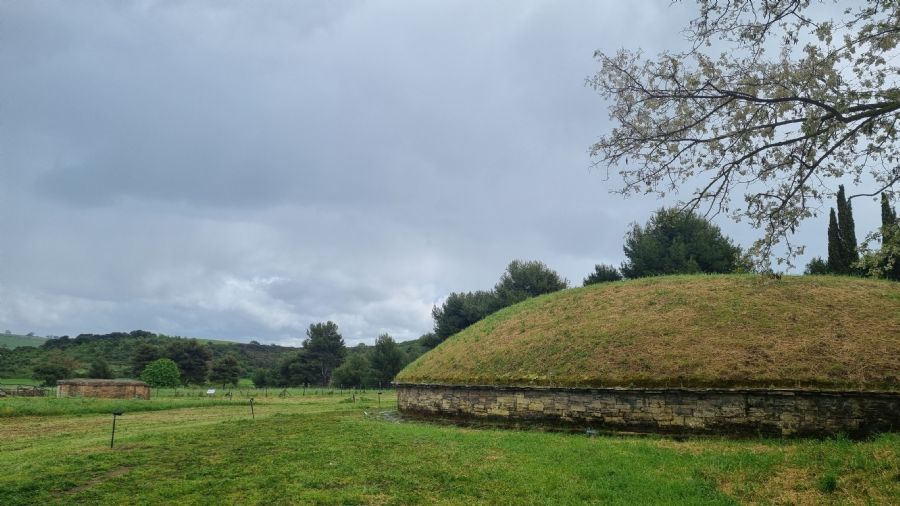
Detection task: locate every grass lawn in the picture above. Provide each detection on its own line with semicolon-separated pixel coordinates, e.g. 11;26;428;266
0;378;41;386
1;392;897;505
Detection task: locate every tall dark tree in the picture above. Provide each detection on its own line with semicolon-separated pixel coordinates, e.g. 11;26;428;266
620;208;741;278
836;185;859;269
369;334;405;386
826;208;844;274
303;322;346;386
277;350;319;387
209;354;242;387
494;260;568;307
88;358;113;379
883;194;898;242
165;339;212;385
131;343;162;377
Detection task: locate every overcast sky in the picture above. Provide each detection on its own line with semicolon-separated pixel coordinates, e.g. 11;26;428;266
0;1;883;346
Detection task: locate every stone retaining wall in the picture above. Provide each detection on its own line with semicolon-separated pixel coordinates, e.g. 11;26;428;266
396;383;900;437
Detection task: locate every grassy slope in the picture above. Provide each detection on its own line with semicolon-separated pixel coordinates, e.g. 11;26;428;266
0;334;47;349
397;275;900;390
1;393;896;505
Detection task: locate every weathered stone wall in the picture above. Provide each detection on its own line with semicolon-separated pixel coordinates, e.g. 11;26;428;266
58;383;150;400
396;383;900;437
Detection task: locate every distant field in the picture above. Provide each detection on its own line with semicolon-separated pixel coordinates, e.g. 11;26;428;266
0;334;47;349
0;391;896;504
0;378;41;386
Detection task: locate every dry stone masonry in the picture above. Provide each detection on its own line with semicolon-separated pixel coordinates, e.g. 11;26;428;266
57;379;150;400
396;383;900;437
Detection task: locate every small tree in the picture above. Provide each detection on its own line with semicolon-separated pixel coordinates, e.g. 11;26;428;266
251;368;276;388
140;358;181;388
32;352;77;386
431;290;500;344
620;208;741;278
88;358;113;379
494;260;568;307
209;354;241;388
369;334;405;386
583;264;622;286
303;322;347;386
331;353;374;389
804;257;828;276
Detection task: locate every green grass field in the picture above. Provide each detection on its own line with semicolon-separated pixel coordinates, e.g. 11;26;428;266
0;333;47;349
1;391;897;505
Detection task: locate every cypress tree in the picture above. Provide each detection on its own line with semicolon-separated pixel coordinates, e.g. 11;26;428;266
826;208;843;273
882;193;897;242
836;185;858;269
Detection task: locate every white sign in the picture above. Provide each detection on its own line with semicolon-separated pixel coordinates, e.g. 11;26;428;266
206;389;216;396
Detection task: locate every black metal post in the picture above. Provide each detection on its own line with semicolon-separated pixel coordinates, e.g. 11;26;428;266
110;411;124;448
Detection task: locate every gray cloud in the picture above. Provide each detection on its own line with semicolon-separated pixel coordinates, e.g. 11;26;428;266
0;1;882;345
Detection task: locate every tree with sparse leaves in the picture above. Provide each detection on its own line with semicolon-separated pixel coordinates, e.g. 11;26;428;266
589;0;900;266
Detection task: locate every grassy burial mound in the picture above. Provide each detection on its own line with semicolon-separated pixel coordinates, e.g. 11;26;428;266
397;275;900;391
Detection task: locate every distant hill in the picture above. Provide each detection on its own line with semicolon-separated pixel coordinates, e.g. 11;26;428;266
0;330;302;379
0;329;432;382
0;333;47;349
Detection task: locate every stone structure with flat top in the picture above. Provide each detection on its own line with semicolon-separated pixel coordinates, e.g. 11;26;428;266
57;379;150;400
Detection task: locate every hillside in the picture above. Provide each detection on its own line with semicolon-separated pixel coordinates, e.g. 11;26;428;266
396;275;900;391
0;331;301;379
0;334;47;349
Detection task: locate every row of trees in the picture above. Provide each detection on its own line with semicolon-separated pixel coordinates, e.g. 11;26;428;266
806;189;900;281
428;260;569;347
249;323;411;389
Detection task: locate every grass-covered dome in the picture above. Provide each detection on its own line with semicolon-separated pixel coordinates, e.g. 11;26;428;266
397;275;900;391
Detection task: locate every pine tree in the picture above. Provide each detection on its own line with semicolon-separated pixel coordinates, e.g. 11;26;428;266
826;208;843;273
836;185;858;270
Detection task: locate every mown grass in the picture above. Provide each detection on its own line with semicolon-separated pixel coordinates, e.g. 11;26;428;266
0;393;897;505
398;275;900;390
0;387;381;417
0;378;41;386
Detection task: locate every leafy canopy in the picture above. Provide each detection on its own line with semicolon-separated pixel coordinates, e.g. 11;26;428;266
140;358;181;388
621;208;742;278
209;354;242;387
303;321;346;386
589;0;900;266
